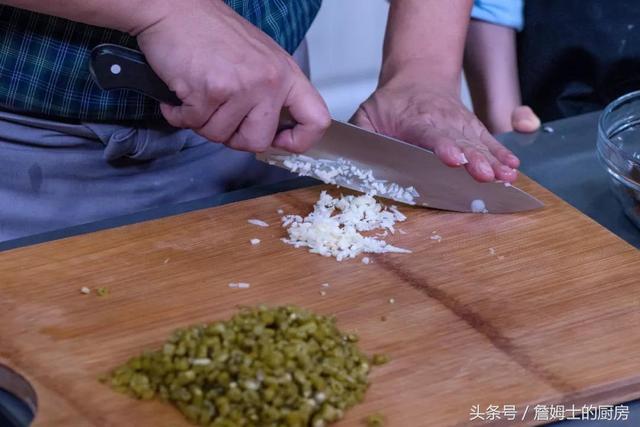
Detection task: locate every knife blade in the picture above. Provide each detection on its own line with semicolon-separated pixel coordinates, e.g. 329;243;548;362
89;43;543;213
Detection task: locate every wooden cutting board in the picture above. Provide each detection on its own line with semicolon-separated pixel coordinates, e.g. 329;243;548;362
0;176;639;427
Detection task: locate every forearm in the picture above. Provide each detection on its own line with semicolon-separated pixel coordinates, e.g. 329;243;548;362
381;0;473;93
0;0;172;34
464;20;521;133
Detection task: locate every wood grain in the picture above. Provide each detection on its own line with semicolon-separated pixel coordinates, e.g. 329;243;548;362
0;176;638;427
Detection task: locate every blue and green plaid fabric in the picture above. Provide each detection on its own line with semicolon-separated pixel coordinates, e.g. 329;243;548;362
0;1;322;123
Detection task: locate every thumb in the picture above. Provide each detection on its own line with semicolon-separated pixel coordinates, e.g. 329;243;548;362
272;78;330;153
511;105;541;133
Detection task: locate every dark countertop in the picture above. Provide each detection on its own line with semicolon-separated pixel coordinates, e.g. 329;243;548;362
499;111;639;249
0;112;637;426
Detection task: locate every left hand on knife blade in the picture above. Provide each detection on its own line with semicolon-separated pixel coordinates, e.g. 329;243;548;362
351;79;521;184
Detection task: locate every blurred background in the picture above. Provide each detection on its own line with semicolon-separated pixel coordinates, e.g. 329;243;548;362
306;0;472;121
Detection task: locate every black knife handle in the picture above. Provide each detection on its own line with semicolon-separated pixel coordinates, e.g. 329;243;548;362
90;43;182;106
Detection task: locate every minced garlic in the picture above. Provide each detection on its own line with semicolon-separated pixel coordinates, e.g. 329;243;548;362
281;191;411;261
279;154;419;205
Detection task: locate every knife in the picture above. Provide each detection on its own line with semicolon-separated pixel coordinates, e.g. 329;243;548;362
89;43;543;213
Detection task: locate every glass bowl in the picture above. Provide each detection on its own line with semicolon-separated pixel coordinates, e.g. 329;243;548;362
597;90;640;230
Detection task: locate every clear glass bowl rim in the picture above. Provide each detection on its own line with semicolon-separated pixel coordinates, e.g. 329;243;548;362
598;89;640;166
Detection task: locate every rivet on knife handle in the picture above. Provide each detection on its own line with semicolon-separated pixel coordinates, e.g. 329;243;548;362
90;43;182;106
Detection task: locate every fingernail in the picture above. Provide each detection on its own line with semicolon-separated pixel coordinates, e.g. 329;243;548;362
507;154;519;163
500;165;516;176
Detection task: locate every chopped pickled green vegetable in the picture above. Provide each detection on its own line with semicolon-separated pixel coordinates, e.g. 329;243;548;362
371;354;390;366
104;305;381;426
364;413;386;426
96;287;109;297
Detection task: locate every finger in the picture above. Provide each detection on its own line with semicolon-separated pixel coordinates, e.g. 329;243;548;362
410;130;469;167
160;101;220;130
463;143;518;183
226;103;280;152
494;164;518;183
479;130;521;169
511;105;541;133
196;99;253;143
159;77;229;130
460;145;498;182
272;78;330;153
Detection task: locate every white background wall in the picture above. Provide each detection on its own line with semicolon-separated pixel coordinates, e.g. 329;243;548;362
306;0;388;120
306;0;472;121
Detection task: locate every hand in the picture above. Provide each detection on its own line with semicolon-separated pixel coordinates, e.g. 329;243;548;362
351;73;521;183
511;106;541;133
477;105;540;135
136;0;330;153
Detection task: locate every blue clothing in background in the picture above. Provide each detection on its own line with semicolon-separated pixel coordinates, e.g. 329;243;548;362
472;0;524;30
